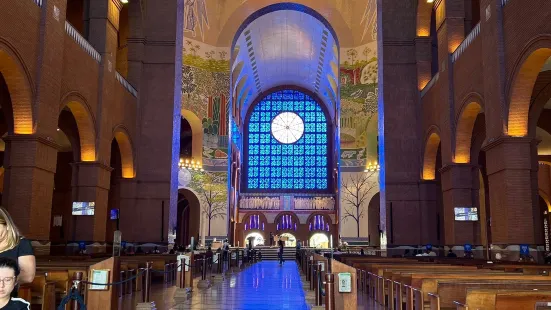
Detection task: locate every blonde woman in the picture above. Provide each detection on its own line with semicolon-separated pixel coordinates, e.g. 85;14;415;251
0;208;35;291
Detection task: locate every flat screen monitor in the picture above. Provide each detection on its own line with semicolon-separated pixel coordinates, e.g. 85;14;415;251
110;209;119;220
72;202;95;215
454;207;478;221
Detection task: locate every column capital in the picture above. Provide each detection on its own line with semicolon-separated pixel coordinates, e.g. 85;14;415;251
482;135;537;151
482;135;537;175
73;161;113;190
440;163;475;191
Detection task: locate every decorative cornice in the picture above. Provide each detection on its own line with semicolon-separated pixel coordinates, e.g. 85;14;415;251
74;161;114;172
382;40;415;47
439;163;476;174
482;135;535;152
3;134;61;151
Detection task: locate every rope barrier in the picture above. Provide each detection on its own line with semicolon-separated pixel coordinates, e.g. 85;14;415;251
57;285;87;310
56;255;230;308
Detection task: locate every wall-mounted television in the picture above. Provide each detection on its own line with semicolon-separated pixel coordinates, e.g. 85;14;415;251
72;202;95;215
454;207;478;221
110;209;119;220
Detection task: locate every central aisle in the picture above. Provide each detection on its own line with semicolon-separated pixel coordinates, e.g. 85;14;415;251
179;261;310;310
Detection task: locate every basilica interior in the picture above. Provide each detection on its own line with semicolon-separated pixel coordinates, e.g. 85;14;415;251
1;0;551;309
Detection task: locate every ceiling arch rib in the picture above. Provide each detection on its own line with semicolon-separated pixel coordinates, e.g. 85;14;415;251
234;9;338;119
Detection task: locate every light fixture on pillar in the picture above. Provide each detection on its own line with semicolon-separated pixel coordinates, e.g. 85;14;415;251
364;161;380;173
179;157;204;172
120;0;129;3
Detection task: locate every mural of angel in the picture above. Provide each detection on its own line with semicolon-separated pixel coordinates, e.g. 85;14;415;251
184;0;209;42
360;0;377;42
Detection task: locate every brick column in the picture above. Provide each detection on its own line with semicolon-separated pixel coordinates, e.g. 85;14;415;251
419;180;439;245
117;178;138;241
440;164;476;245
2;135;58;240
73;162;112;242
483;136;537;245
87;0;121;160
479;0;507;139
378;0;424;248
126;0;144;90
415;37;432;90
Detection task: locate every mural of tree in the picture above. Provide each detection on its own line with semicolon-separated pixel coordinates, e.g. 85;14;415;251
341;171;378;237
190;172;227;236
182;65;197;97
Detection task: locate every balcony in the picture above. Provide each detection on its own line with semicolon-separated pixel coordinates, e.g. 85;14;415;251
65;22;101;63
451;22;481;63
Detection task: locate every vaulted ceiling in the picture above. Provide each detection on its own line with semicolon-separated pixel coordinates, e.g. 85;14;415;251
232;10;339;120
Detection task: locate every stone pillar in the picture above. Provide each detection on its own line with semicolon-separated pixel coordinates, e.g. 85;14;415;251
440;164;476;245
2;135;58;240
73;162;112;242
483;136;536;245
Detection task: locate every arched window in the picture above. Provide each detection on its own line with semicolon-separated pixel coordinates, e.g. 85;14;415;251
245;89;330;191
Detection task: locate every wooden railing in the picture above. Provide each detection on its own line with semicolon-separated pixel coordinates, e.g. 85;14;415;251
115;72;138;97
451;22;481;63
65;22;101;63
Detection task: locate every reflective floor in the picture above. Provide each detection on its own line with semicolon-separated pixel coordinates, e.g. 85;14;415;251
177;261;310;310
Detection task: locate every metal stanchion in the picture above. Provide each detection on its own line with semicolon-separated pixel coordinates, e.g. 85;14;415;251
70;272;83;310
142;262;152;303
325;273;335;310
179;261;185;288
311;264;316;291
202;258;207;280
315;264;322;306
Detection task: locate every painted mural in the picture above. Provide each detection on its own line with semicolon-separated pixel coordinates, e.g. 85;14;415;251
178;169;228;237
339;41;378;168
182;39;231;167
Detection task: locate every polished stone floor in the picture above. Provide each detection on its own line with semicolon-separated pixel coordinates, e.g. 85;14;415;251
176;261;310;310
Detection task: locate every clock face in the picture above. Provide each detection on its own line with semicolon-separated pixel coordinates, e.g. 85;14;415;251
271;112;305;144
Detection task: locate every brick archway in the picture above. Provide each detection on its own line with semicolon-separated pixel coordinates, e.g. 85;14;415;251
0;42;34;134
181;109;203;161
112;125;135;178
422;128;441;180
454;96;483;163
60;92;97;162
507;36;551;137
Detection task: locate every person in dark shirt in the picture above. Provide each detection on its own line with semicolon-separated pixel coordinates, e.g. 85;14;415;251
278;239;284;265
447;249;457;258
0;257;30;309
0;208;35;298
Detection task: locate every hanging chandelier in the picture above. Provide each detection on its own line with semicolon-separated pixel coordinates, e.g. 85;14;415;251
178;157;204;172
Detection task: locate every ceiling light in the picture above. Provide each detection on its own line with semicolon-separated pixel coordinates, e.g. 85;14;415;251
120;0;128;3
427;0;434;2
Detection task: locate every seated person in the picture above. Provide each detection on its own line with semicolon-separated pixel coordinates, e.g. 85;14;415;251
447;249;457;257
0;257;30;309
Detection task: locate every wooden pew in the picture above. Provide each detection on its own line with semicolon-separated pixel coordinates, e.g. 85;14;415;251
428;281;551;309
456;289;551;310
28;275;56;310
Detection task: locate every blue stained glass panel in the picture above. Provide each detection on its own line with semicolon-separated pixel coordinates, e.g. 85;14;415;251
246;89;329;191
